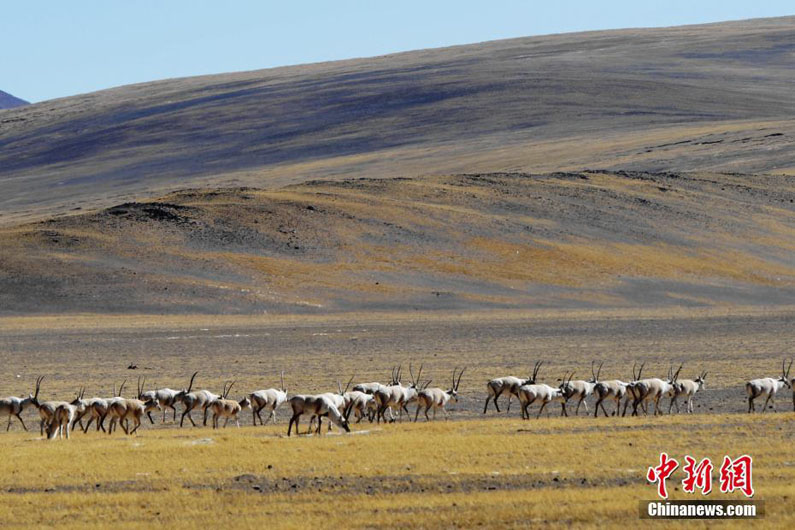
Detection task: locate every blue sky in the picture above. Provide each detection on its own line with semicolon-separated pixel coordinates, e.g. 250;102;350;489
2;1;792;103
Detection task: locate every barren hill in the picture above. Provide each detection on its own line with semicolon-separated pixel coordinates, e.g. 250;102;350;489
0;90;27;110
1;17;794;225
1;171;792;314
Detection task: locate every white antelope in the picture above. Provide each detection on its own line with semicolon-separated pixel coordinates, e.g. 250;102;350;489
176;372;212;427
309;376;356;432
517;369;570;420
592;369;628;418
560;362;599;416
746;359;792;413
414;367;464;421
287;394;350;436
0;376;43;431
633;364;679;416
374;365;420;423
343;390;376;423
249;371;288;425
669;370;707;414
210;381;251;429
483;361;542;414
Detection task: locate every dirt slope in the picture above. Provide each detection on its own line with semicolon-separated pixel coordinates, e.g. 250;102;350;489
1;171;792;314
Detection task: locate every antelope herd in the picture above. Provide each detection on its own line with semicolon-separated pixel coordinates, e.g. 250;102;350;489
0;359;792;441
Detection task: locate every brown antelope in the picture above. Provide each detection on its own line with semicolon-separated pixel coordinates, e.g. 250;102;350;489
210;381;251;429
107;378;160;435
249;371;288;425
47;401;80;440
414;367;464;421
0;376;43;431
287;394;349;436
483;362;542;414
176;372;204;427
669;369;706;414
746;359;792;413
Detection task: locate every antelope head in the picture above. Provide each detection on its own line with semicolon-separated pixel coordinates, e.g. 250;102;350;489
526;361;543;385
558;371;576;399
29;375;44;407
447;367;465;402
781;359;793;388
176;371;198;400
338;375;355;395
589;361;603;384
408;363;423;390
222;381;236;399
695;371;707;390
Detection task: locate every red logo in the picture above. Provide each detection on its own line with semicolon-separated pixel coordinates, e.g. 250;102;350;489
647;452;679;499
647;454;755;499
719;455;754;498
682;455;713;495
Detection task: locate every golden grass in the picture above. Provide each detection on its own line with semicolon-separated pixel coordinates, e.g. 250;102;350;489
0;414;792;528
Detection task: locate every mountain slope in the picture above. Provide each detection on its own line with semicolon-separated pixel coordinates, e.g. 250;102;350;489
1;171;792;314
0;90;28;109
1;16;794;225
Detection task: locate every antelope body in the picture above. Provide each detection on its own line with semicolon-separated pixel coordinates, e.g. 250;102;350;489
414;367;463;422
249;372;288;425
0;376;42;431
287;394;349;436
746;359;792;413
483;361;542;414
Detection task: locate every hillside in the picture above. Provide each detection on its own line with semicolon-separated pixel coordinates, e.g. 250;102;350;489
1;17;794;225
0;90;27;110
1;171;792;314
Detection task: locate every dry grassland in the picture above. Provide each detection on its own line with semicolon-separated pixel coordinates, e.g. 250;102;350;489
0;415;792;529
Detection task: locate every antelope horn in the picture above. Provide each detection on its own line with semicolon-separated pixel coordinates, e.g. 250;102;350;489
597;361;603;380
456;367;465;390
422;379;433;390
416;364;423;385
34;376;43;399
345;374;355;393
409;362;415;385
337;380;343;395
280;371;285;392
226;381;235;398
187;371;198;393
674;364;683;382
591;361;596;380
118;379;127;397
637;362;645;380
632;362;637;381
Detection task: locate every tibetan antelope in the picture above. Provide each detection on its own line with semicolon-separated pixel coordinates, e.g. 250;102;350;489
176;372;210;427
310;376;357;432
414;367;464;421
483;361;542;414
107;378;160;435
47;401;80;440
560;362;600;416
622;362;650;416
374;365;417;423
592;369;628;418
0;376;43;431
746;359;792;413
669;370;707;414
287;394;349;436
517;370;571;420
210;381;251;429
343;390;376;423
249;371;288;425
633;364;679;416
